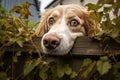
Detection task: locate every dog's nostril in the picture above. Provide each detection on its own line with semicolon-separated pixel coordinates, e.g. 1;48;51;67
51;40;59;46
43;39;50;49
43;39;48;45
50;40;60;49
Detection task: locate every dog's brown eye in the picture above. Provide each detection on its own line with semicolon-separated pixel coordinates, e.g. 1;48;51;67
70;19;79;26
49;17;55;25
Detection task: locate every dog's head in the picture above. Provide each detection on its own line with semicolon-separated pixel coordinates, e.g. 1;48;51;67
35;4;98;55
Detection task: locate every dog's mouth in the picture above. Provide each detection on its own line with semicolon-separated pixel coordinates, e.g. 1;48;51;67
41;32;77;55
43;43;65;55
45;49;58;54
42;41;74;55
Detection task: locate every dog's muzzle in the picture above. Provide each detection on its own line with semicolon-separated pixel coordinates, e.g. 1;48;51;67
42;33;61;50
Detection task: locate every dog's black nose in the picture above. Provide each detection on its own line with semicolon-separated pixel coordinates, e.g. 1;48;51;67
43;34;60;49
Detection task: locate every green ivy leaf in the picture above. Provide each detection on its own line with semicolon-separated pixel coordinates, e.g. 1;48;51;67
97;56;112;75
81;58;92;67
5;38;16;46
57;63;73;78
64;64;72;75
104;6;112;13
97;0;114;5
113;16;120;28
110;28;119;38
16;40;23;47
10;6;21;13
100;56;108;60
24;58;41;76
39;64;49;80
81;61;96;78
90;11;103;23
57;63;65;78
95;30;105;40
70;71;77;79
16;37;24;47
86;3;101;11
10;2;32;19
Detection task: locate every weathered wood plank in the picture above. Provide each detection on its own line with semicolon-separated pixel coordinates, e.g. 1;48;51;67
6;36;120;56
70;37;103;56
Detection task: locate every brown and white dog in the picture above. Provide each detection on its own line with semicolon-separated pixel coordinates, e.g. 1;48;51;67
35;4;98;55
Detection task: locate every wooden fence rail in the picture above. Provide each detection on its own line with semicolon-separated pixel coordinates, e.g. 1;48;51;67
6;36;120;56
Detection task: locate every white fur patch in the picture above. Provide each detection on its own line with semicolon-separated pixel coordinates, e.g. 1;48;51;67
41;16;80;55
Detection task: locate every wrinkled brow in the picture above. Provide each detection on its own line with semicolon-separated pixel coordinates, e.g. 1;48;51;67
49;10;61;18
51;6;63;16
65;6;86;18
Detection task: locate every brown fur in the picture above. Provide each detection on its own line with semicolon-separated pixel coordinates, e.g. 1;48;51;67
35;4;98;37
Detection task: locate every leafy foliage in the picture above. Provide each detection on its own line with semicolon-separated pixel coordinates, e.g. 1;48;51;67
78;58;96;79
38;59;77;80
24;58;41;76
10;2;33;19
113;62;120;80
85;0;120;79
0;0;120;80
0;1;37;80
86;0;120;44
96;56;111;75
0;2;34;55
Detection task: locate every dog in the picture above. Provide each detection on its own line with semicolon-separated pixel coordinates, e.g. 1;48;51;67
35;4;98;55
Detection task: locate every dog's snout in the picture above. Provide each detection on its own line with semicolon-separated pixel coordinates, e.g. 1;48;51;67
43;34;60;49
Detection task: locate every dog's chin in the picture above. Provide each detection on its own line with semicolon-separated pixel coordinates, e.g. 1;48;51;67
41;41;74;55
42;46;72;55
45;49;69;55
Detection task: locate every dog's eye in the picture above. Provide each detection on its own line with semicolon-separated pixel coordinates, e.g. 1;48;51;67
49;17;55;25
70;19;79;26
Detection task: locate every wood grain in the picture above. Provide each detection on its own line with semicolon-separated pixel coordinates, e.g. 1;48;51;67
6;36;120;56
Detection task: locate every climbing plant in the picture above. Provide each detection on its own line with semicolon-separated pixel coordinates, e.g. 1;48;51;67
86;0;120;44
0;0;120;80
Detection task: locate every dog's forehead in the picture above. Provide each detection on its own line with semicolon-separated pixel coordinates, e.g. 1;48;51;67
55;4;85;10
50;5;86;17
50;7;63;17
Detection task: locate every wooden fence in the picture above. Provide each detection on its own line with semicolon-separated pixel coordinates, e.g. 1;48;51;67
6;36;120;56
5;36;120;80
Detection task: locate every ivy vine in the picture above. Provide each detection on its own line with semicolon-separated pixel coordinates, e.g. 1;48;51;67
0;0;120;80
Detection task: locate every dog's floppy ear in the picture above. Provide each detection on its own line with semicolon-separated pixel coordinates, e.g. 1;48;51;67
83;11;98;37
35;9;52;37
